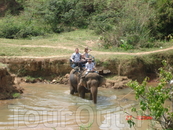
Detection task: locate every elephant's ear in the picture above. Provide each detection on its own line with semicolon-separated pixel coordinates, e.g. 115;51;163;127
100;75;104;78
98;75;104;79
98;75;106;86
81;76;85;80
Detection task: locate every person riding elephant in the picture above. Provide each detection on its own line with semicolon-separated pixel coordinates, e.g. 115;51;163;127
77;72;106;104
83;58;97;79
70;48;83;70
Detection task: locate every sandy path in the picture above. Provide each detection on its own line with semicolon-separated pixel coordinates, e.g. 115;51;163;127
2;43;173;58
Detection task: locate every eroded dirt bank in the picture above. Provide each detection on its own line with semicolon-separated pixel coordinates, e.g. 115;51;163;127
0;57;71;77
0;50;173;83
0;65;23;100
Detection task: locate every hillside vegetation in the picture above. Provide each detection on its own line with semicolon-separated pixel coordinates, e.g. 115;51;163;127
0;0;173;50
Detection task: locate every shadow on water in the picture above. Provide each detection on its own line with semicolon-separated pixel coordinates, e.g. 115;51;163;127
0;83;153;130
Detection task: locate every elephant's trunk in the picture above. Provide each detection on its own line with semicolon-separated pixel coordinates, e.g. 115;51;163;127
90;87;98;104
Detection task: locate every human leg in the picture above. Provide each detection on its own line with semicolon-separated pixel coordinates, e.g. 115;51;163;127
71;63;76;68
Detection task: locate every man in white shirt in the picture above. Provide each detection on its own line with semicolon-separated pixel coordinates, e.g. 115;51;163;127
82;58;97;89
85;58;96;75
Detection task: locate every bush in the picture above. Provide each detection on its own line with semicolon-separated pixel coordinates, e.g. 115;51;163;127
149;0;173;40
127;60;173;129
89;11;115;34
1;0;173;46
0;16;21;39
0;15;45;39
15;22;45;38
39;0;92;32
91;0;158;49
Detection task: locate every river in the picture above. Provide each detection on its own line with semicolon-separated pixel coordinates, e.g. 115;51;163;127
0;83;158;130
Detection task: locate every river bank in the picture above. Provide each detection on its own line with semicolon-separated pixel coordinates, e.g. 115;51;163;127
1;49;173;80
0;49;173;99
0;65;23;99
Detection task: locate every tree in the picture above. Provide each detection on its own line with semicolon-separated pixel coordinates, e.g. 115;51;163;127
127;60;173;129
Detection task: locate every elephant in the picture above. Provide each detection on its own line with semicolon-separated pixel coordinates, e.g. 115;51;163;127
69;67;90;94
77;72;106;104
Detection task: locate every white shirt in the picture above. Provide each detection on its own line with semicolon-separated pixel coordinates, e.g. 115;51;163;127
85;62;95;71
71;53;81;62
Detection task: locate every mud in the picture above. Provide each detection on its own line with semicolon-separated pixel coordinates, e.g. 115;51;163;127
0;65;23;100
0;57;71;77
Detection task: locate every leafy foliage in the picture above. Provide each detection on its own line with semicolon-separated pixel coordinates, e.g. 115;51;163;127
12;93;21;98
127;60;173;129
149;0;173;40
0;15;44;39
0;0;173;49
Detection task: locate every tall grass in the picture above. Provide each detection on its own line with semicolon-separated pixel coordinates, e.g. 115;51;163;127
0;0;172;50
94;0;158;49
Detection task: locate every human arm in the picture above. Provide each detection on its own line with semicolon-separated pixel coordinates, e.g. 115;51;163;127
92;62;96;71
70;53;75;62
83;53;90;60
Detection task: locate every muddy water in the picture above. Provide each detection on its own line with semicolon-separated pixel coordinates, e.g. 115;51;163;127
0;83;155;130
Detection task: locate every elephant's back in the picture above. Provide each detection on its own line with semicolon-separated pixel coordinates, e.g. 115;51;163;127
85;72;99;79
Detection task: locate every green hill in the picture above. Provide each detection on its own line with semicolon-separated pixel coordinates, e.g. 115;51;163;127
0;0;173;50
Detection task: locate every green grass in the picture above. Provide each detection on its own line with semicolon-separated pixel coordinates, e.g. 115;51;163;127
0;29;100;57
95;41;173;53
0;46;73;56
0;29;173;58
94;53;135;61
0;29;99;46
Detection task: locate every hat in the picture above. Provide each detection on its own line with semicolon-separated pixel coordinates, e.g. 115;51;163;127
87;58;92;61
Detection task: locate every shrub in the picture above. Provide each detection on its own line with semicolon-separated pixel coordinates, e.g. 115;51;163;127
127;60;173;129
1;0;173;45
0;15;45;39
91;0;157;49
0;16;21;39
149;0;173;40
38;0;93;32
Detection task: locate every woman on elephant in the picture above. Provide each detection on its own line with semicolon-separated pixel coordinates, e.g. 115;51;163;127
83;47;91;60
80;47;91;67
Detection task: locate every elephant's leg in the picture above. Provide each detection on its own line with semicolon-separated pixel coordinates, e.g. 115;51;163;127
70;87;75;95
80;89;85;98
80;91;85;98
70;83;77;95
78;85;85;98
89;93;92;100
90;87;98;104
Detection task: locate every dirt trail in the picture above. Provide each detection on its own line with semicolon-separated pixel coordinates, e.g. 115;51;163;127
3;43;173;58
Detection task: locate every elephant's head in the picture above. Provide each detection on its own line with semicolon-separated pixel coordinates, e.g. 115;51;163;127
79;73;106;87
78;72;106;104
97;74;106;87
